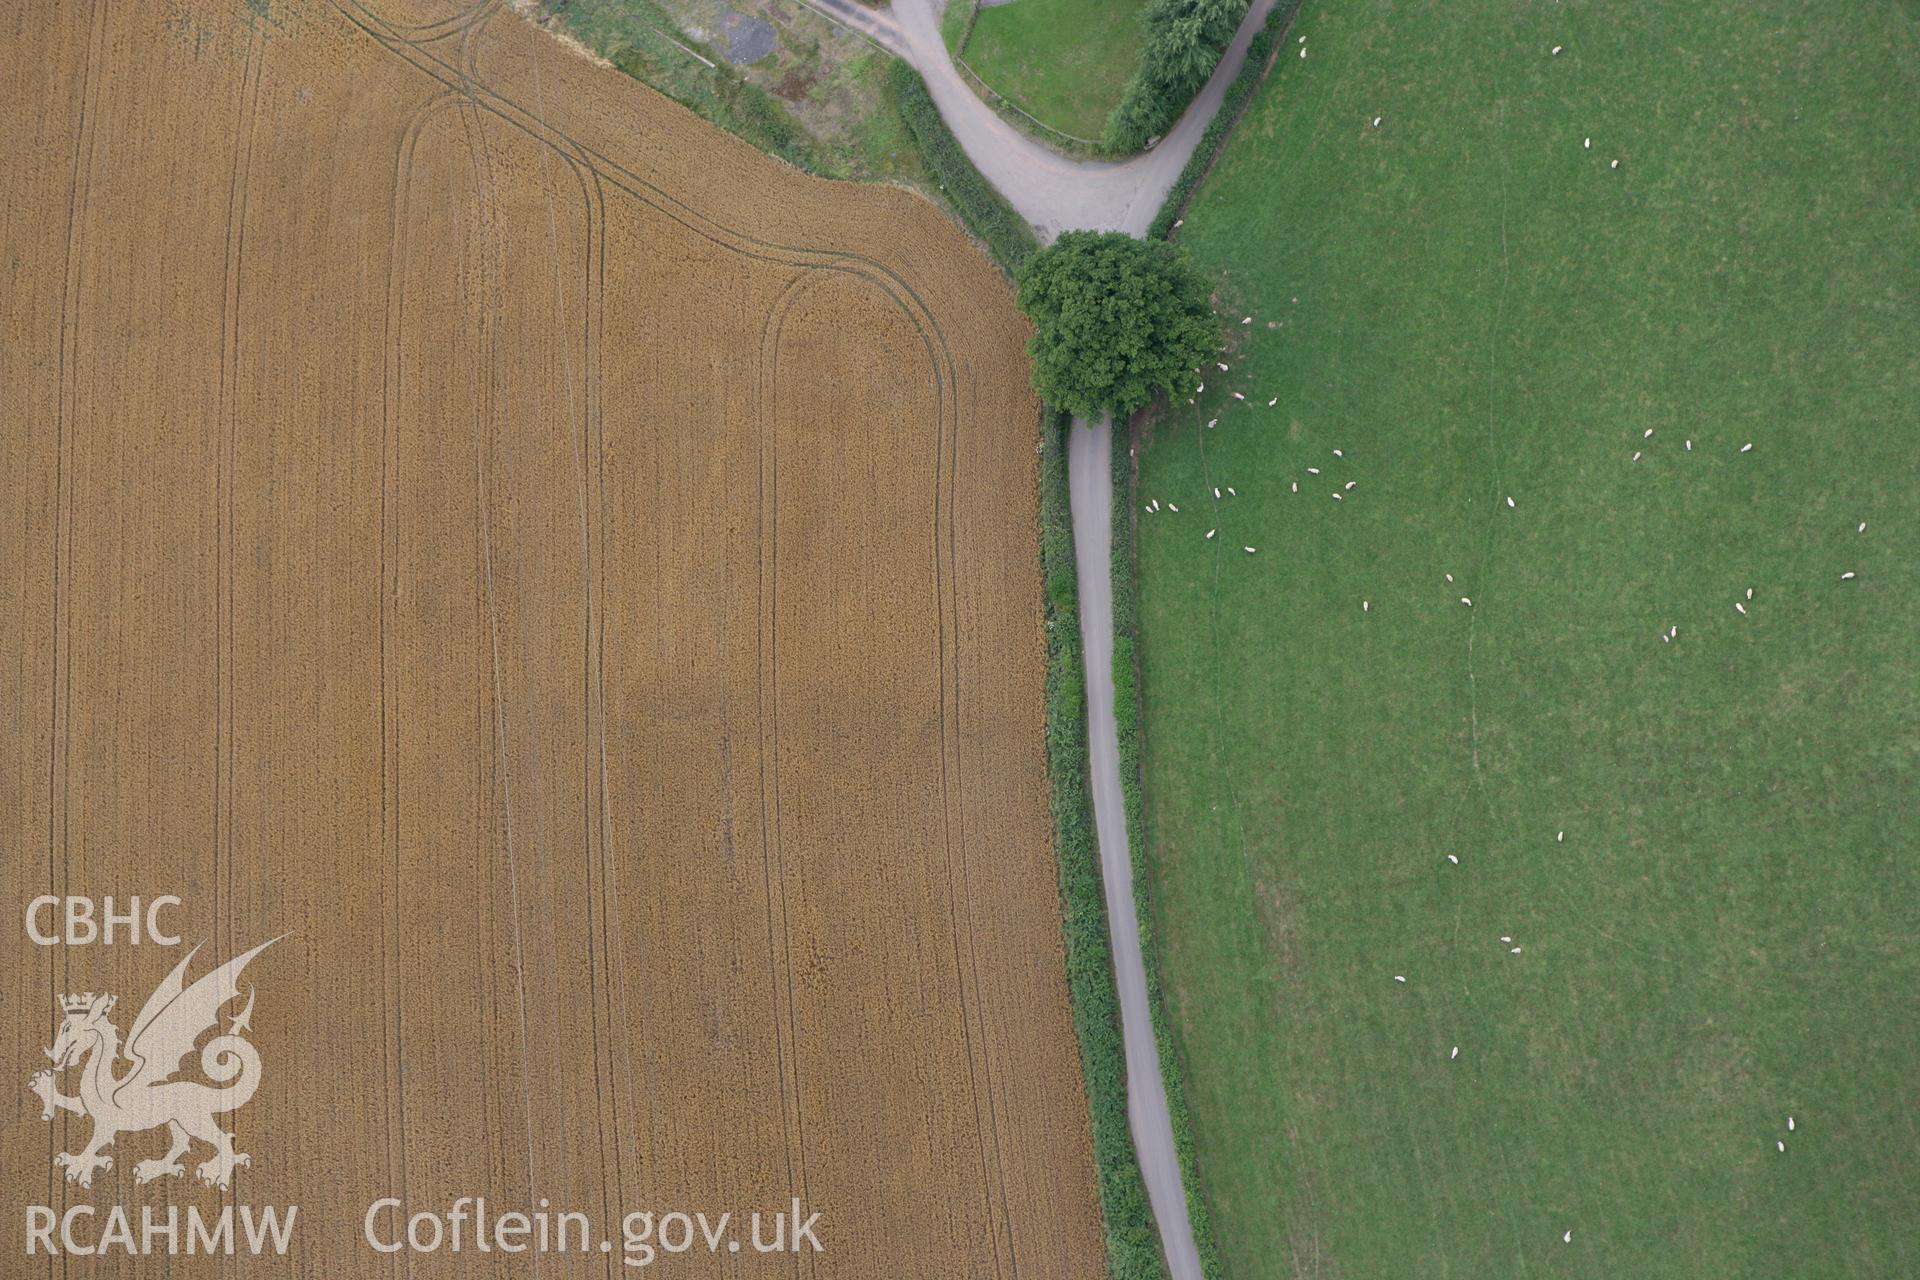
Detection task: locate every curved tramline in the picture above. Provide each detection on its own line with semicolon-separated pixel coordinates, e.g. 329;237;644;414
0;1;1105;1274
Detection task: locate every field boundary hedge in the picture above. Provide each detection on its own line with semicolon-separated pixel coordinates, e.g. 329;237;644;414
1041;415;1169;1280
1124;26;1301;1266
1104;0;1249;153
1125;31;1300;1266
1109;421;1225;1280
886;61;1039;273
1146;0;1298;240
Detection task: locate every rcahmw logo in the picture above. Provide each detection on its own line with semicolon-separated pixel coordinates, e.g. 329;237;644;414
23;934;299;1259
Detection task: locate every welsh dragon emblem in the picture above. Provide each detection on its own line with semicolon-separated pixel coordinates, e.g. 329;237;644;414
28;938;280;1190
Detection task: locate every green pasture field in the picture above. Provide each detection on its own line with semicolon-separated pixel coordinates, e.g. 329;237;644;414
1133;0;1920;1275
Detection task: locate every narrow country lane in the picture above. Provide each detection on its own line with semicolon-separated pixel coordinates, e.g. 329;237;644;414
1068;415;1206;1280
789;6;1286;1276
805;0;1278;239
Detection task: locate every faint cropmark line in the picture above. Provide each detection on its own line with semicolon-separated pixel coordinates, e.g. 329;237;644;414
29;937;284;1191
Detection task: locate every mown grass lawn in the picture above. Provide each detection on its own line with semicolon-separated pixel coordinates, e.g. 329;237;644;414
1134;1;1920;1276
960;0;1149;142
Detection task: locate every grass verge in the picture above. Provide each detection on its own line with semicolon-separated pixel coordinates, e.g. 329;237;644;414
535;3;1033;274
536;0;922;183
1110;421;1226;1280
539;0;831;172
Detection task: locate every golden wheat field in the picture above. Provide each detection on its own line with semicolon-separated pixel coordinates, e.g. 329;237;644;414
0;0;1102;1273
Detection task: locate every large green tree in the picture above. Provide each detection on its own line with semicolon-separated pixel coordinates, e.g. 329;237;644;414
1014;230;1219;420
1106;0;1249;151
